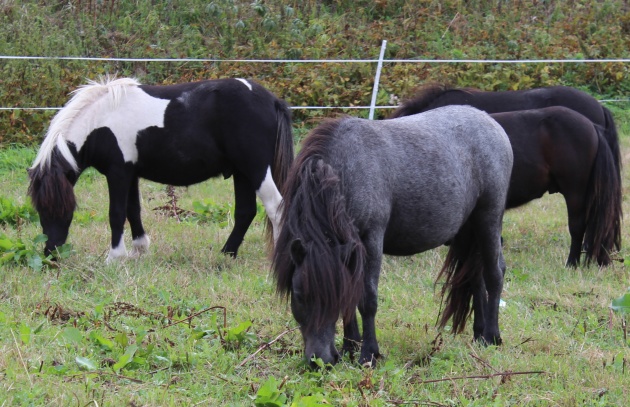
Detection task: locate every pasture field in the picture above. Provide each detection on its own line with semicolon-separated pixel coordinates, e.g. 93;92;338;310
0;127;629;406
1;1;629;405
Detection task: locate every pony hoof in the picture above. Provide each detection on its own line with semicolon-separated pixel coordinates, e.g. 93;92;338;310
476;335;502;347
130;235;150;258
359;352;382;368
220;249;238;258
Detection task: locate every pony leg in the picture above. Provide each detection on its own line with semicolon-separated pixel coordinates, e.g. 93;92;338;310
565;212;585;268
255;166;283;243
127;175;150;258
471;274;487;341
477;223;504;345
341;313;362;357
105;172;132;263
358;238;384;366
221;172;257;257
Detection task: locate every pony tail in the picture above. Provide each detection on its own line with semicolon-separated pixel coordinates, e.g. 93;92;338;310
582;129;623;266
602;107;622;174
273;149;365;333
266;99;295;246
436;226;480;333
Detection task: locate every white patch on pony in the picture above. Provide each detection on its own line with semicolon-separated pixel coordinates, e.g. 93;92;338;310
130;234;151;258
66;87;169;164
31;76;141;172
235;78;253;91
256;166;283;243
106;234;127;264
31;77;171;170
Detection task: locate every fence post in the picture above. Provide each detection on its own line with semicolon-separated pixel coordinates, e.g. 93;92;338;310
369;40;387;120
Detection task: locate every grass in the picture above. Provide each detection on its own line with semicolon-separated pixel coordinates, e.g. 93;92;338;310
0;133;629;406
1;1;628;404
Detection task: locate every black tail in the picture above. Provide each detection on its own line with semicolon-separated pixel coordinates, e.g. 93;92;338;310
582;127;623;266
266;99;295;245
436;224;482;333
602;106;622;178
273;130;365;334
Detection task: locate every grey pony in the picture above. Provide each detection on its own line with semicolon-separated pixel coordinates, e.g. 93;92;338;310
273;105;513;367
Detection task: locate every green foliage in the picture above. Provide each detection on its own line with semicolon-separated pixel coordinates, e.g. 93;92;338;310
190;199;266;225
0;196;38;226
611;289;630;315
253;376;288;407
0;233;49;270
190;199;233;226
0;0;628;143
0;232;73;270
0;144;35;173
223;320;256;350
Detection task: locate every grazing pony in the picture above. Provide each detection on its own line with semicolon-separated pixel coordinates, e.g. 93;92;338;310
28;77;294;262
390;84;621;178
273;106;513;367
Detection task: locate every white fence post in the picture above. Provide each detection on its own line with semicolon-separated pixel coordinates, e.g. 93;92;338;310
369;40;387;120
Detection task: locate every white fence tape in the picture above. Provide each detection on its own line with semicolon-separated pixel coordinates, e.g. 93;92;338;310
1;51;628;111
2;55;630;63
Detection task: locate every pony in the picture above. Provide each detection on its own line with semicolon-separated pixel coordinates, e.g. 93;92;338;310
392;86;622;267
390;84;621;179
489;107;621;267
273;105;513;367
28;77;294;262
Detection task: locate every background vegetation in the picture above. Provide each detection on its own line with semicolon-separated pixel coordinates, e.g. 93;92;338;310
1;0;629;405
0;0;629;143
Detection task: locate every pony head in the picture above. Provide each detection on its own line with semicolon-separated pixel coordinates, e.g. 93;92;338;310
273;150;365;367
28;147;78;258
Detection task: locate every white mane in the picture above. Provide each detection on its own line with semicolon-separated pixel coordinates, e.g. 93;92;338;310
30;76;142;172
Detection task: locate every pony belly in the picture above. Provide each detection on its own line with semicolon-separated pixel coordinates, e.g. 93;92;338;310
135;148;228;186
383;223;452;255
383;236;445;256
382;213;460;255
138;165;224;187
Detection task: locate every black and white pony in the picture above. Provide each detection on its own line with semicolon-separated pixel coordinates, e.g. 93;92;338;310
28;77;294;262
273;106;513;367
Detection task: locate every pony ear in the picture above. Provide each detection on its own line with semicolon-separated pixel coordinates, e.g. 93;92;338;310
290;239;306;265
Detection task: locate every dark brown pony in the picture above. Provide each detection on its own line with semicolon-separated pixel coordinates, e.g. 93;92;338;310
391;84;621;178
392;86;622;267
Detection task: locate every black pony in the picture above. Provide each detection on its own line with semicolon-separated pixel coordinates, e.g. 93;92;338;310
392;85;622;267
29;77;294;262
273;106;513;367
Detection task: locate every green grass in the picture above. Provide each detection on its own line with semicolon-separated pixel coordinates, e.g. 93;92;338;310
1;136;629;405
1;1;628;404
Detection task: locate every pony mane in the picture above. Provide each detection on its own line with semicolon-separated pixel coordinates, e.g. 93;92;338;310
273;119;366;332
30;75;141;172
390;83;475;118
